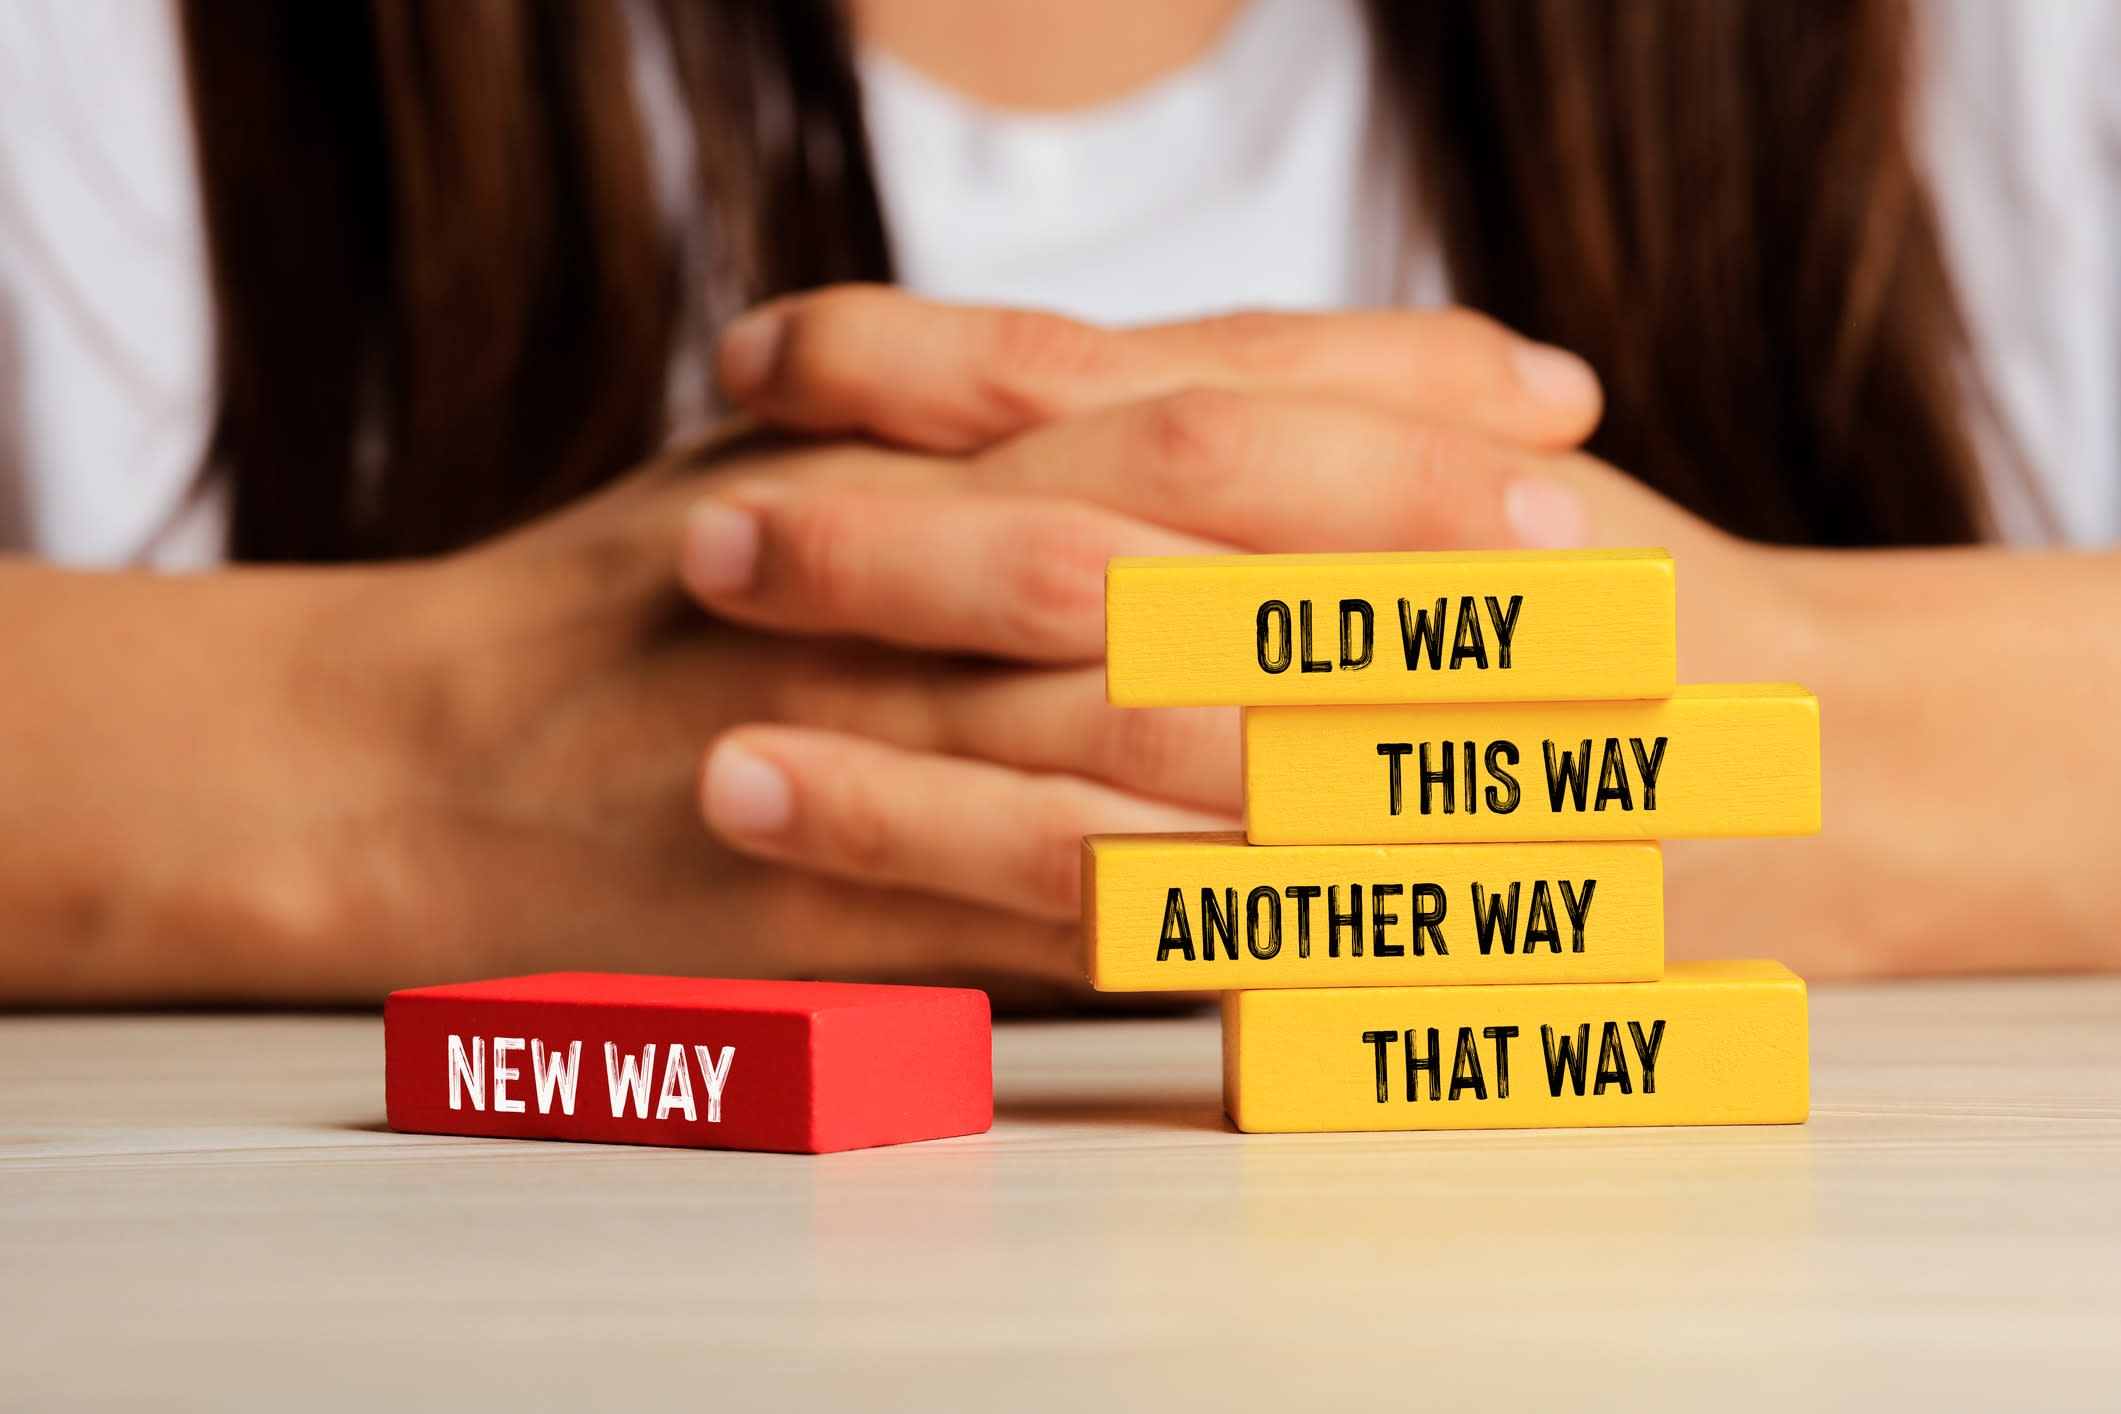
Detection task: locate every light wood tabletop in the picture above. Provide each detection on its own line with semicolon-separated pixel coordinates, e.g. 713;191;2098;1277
4;978;2119;1411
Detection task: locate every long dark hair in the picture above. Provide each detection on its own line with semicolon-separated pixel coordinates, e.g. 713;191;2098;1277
179;0;1988;561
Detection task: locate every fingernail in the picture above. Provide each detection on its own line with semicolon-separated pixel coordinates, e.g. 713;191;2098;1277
716;307;786;398
679;501;761;597
1503;478;1590;549
702;743;794;837
1511;342;1600;410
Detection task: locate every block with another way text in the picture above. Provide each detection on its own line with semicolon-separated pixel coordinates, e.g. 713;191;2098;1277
1083;833;1663;991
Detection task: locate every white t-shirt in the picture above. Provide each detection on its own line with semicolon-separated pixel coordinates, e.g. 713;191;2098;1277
0;0;2115;565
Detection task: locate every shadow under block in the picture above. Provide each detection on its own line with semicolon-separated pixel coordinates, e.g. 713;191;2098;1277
1083;833;1663;991
1222;960;1808;1133
1243;684;1820;845
385;973;992;1154
1105;548;1676;706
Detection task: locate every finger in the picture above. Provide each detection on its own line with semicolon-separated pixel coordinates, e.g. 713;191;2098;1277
698;725;1234;924
716;285;1602;454
1128;308;1602;449
666;864;1197;1005
550;835;1089;989
742;871;1090;990
632;632;1239;814
677;482;1225;661
977;387;1595;553
919;668;1242;815
717;285;1125;453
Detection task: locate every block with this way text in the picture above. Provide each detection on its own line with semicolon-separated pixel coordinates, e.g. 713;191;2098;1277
1242;684;1820;845
385;973;992;1154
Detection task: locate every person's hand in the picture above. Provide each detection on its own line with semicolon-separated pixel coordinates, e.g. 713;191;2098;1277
304;444;1262;1006
706;285;1799;654
675;291;1815;958
713;283;1606;456
45;285;1639;1006
6;435;1233;1007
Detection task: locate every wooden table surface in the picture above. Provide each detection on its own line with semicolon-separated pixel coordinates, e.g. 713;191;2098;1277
4;979;2119;1411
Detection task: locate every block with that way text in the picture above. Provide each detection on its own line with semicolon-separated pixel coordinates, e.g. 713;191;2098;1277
1222;960;1807;1133
1105;548;1675;706
385;973;991;1154
1083;833;1662;991
1243;683;1820;844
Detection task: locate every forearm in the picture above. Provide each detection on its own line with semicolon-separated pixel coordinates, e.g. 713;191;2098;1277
1668;545;2121;976
0;558;418;1002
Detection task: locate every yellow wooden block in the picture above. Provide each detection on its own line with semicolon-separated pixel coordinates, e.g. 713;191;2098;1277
1222;960;1808;1132
1242;684;1819;844
1083;833;1663;991
1105;548;1675;706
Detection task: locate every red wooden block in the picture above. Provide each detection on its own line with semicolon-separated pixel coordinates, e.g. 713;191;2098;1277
385;973;992;1154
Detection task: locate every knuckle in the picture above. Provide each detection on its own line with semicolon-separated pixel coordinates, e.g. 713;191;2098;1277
1030;843;1085;922
777;497;867;616
777;326;859;402
775;294;891;400
1427;423;1506;481
1133;386;1256;496
1194;310;1308;376
1426;307;1529;399
817;769;898;878
993;512;1111;649
988;308;1113;382
1391;423;1497;537
1101;705;1186;791
1020;796;1091;920
1388;417;1451;486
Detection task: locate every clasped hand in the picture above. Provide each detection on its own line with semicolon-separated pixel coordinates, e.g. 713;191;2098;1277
403;287;1787;1001
687;290;1786;984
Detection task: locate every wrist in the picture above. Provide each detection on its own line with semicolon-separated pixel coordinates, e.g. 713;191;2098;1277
1672;532;1837;688
1749;544;1842;688
135;564;439;1002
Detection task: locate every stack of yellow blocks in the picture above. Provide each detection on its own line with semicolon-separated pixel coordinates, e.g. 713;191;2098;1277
1083;549;1819;1133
